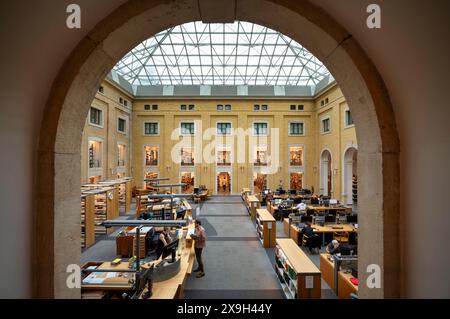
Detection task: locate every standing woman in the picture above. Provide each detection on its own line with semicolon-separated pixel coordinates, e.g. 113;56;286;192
191;220;206;278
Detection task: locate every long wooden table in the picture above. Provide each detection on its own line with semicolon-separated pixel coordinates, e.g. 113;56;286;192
307;205;352;213
284;219;357;245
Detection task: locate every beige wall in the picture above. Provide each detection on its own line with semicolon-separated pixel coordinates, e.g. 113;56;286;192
80;81;132;183
84;82;357;201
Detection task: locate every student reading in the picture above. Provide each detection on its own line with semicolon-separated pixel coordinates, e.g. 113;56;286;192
156;227;172;259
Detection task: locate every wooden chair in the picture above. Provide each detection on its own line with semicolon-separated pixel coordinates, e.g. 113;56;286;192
333;231;350;244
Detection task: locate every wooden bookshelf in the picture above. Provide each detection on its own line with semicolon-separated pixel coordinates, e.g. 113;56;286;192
82;185;117;238
135;188;151;216
274;238;321;299
241;188;251;202
81;194;95;249
352;176;358;204
256;209;276;248
247;195;261;221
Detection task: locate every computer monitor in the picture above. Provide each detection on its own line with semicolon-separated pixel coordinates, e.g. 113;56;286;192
340;244;357;256
347;214;358;224
161;238;179;263
310;197;319;205
134;264;154;299
301;215;313;223
278;189;286;195
325;215;336;224
289;189;297;195
193;187;199;194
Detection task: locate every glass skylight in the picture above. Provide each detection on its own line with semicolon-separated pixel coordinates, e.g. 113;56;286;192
113;21;330;87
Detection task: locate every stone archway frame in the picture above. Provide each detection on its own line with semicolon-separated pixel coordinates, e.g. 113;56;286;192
319;147;333;197
34;0;400;298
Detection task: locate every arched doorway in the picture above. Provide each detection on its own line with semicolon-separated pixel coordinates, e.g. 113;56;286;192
217;172;231;194
320;149;332;197
35;0;400;298
343;147;358;206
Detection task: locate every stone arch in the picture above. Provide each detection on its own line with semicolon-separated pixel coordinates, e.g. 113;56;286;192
35;0;400;298
320;148;333;197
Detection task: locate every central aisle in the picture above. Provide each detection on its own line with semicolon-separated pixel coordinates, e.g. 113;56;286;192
184;196;284;299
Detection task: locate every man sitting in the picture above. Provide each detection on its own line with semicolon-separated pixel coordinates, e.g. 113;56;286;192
326;239;341;255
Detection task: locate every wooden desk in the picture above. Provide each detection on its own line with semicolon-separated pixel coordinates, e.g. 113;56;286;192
312;224;356;233
307;205;352;213
256;209;276;248
267;203;298;220
320;253;335;290
193;190;208;202
82;234;196;299
290;223;357;246
319;253;358;298
338;271;358;299
247;195;260;221
141;238;195;299
81;262;134;290
275;239;321;299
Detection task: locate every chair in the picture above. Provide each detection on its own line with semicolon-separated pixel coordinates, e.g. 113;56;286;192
333;231;350;244
302;234;321;253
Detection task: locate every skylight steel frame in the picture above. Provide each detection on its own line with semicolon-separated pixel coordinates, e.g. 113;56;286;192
113;21;330;87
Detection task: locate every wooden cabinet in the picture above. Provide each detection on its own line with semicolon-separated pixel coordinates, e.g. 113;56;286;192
247;195;260;221
256;209;277;248
116;235;134;257
274;239;321;299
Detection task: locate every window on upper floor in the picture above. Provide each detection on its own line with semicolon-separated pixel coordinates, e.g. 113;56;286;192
144;122;159;135
253;122;268;136
345;109;354;127
217;122;232;136
289;122;304;136
89;107;103;127
117;117;126;133
180;122;195;135
322;117;331;133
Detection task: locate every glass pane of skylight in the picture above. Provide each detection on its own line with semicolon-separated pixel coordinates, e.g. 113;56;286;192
113;21;330;87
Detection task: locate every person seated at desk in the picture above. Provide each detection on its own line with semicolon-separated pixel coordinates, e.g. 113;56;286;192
301;222;320;252
156;227;172;259
310;194;320;205
295;201;307;212
326;239;341;255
